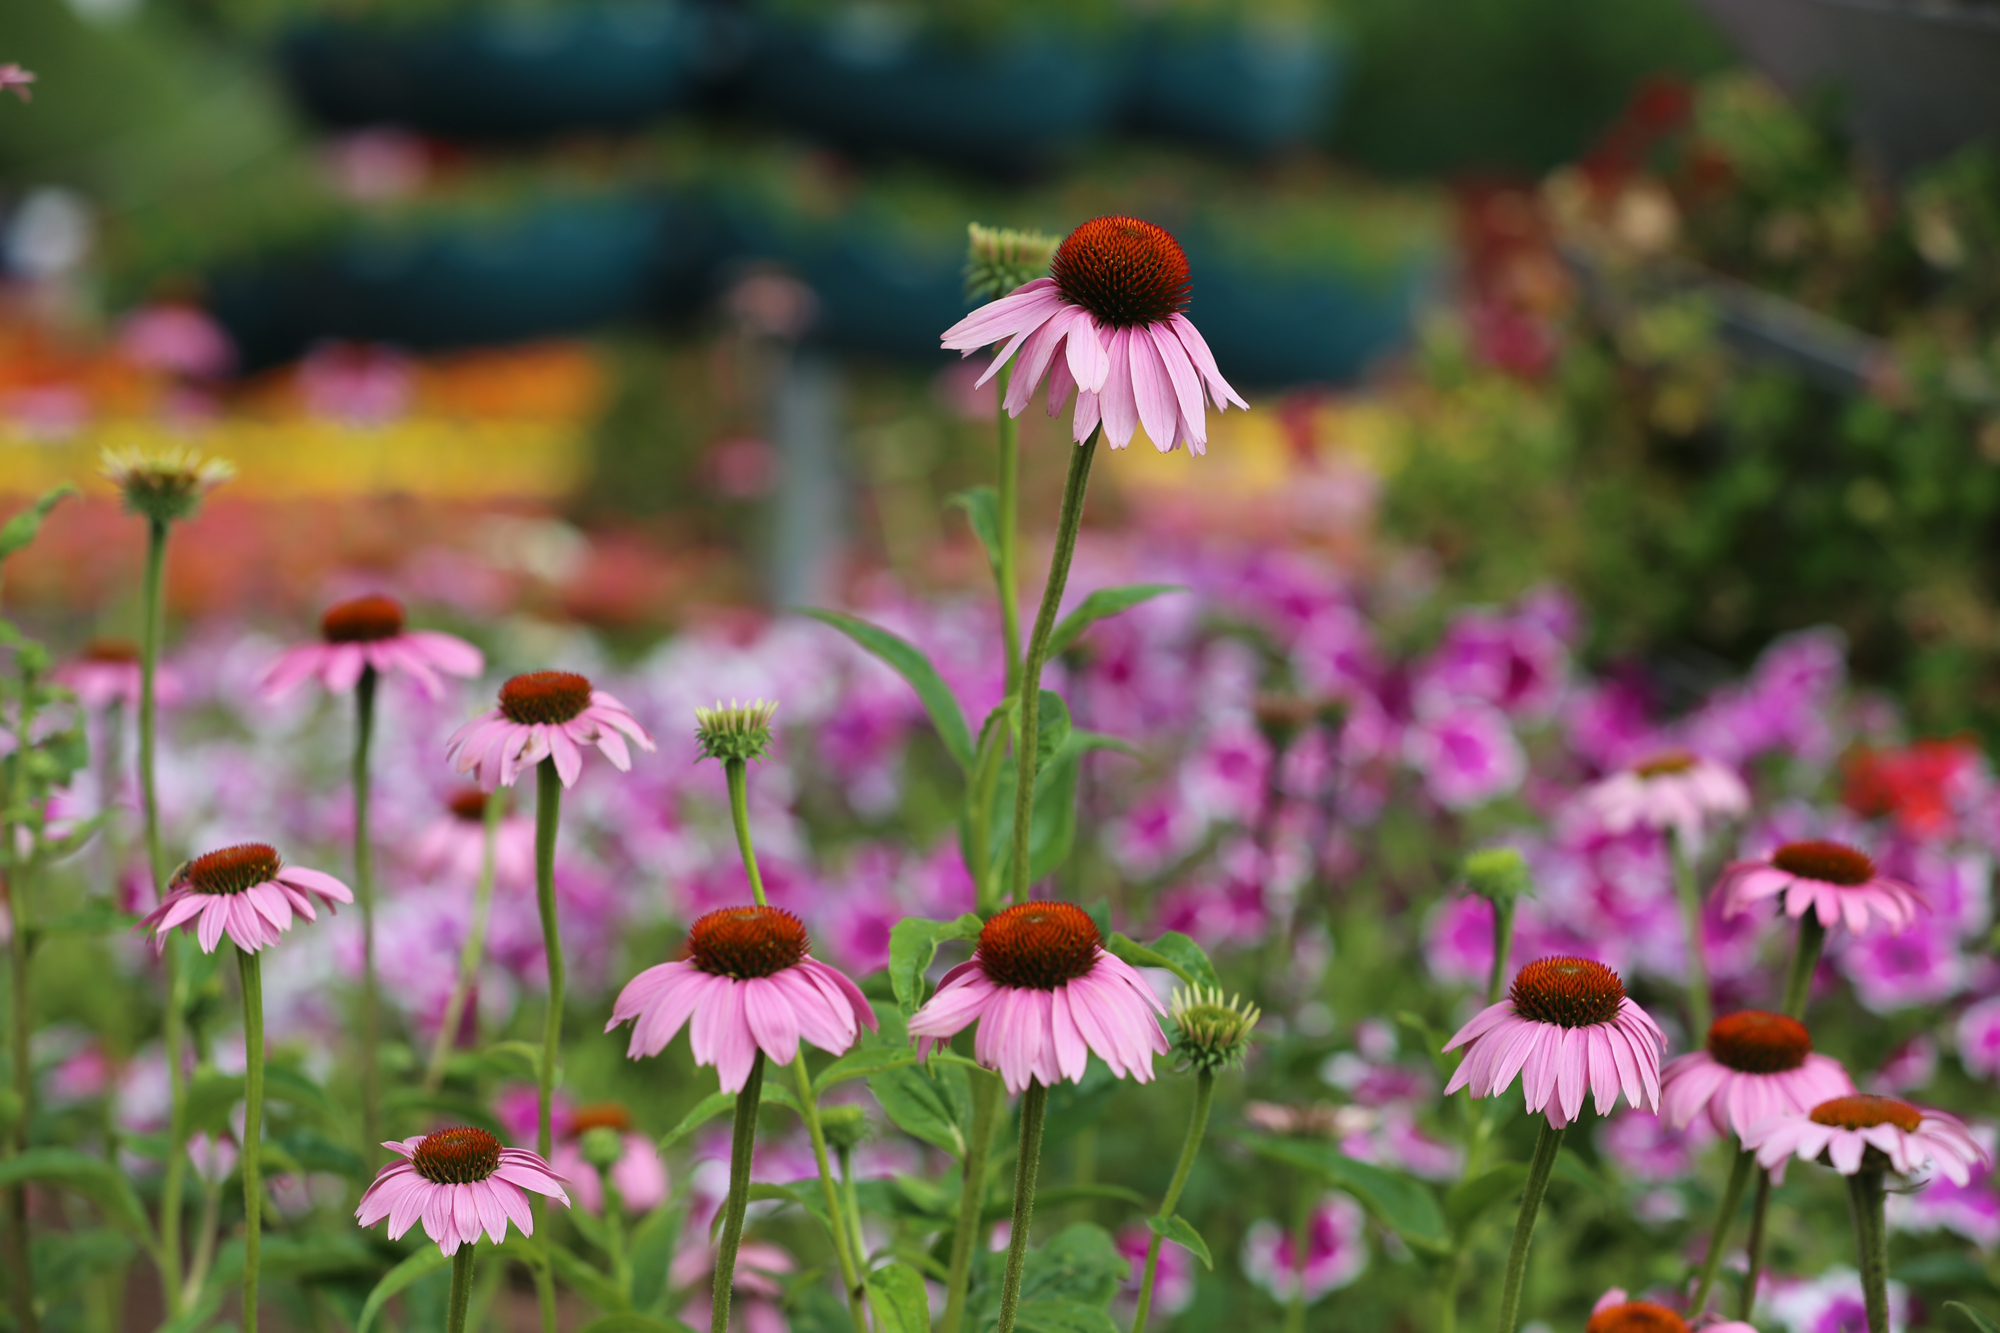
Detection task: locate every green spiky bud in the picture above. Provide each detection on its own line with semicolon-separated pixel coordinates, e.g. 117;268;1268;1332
1462;847;1533;904
965;223;1059;304
818;1105;871;1154
694;699;778;765
1170;985;1261;1074
99;445;234;525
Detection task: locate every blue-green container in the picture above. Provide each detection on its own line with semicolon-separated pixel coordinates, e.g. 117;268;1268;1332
1127;20;1345;155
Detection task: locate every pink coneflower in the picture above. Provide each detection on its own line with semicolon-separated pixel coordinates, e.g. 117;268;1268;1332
548;1103;669;1214
1587;1289;1757;1332
1744;1094;1988;1185
411;788;535;887
355;1126;570;1256
261;594;482;701
0;66;34;103
607;905;876;1093
1717;840;1924;937
1442;956;1665;1127
1240;1193;1369;1305
446;670;655;790
54;639;145;710
941;215;1246;454
1661;1010;1855;1140
907;902;1168;1095
138;843;352;954
1576;749;1749;849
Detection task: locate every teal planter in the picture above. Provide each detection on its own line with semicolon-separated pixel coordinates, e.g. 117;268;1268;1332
1128;21;1345;155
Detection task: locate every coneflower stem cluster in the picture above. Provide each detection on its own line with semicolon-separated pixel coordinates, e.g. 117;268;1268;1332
426;791;503;1092
995;1081;1050;1333
1846;1168;1890;1333
352;666;380;1152
1669;829;1712;1039
1130;1070;1213;1333
1495;1122;1566;1333
531;758;563;1333
1009;429;1100;905
238;948;265;1333
712;1053;765;1333
941;1068;1003;1333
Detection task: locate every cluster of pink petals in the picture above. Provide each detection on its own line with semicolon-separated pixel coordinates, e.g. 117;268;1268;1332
1574;755;1748;849
356;1137;570;1256
1743;1105;1989;1185
53;658;144;711
261;629;483;701
608;954;875;1093
138;864;352;955
550;1134;668;1215
0;65;33;103
1442;1000;1666;1129
1592;1289;1757;1333
1717;856;1924;937
907;951;1169;1096
1659;1049;1855;1142
941;278;1245;455
446;691;655;790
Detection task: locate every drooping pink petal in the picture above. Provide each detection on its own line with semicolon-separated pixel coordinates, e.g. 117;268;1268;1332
1097;327;1139;449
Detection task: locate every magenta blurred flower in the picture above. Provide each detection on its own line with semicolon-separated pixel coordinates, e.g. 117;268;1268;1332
1402;698;1525;810
1659;1010;1854;1140
1744;1094;1987;1184
1717;840;1924;938
1442;956;1664;1128
262;595;482;701
1869;1034;1939;1096
1417;606;1568;719
410;788;535;888
1599;1106;1714;1183
941;215;1245;453
1888;1122;2000;1248
1958;996;2000;1080
0;65;34;103
119;303;234;379
673;1238;792;1333
356;1127;569;1256
1841;919;1966;1013
1240;1193;1369;1304
297;341;414;425
607;906;874;1093
1117;1222;1194;1321
53;639;149;711
187;1130;239;1187
908;901;1168;1095
139;843;352;954
447;670;655;790
1574;750;1749;850
1764;1266;1911;1333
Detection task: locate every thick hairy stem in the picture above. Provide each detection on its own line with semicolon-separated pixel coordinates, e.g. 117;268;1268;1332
995;1081;1049;1333
791;1056;869;1330
725;759;767;909
425;790;503;1092
1689;1147;1755;1316
940;1067;1003;1333
532;758;564;1333
1130;1072;1214;1333
446;1246;476;1333
1847;1170;1890;1333
352;668;380;1152
1669;829;1712;1039
995;360;1021;696
712;1055;766;1333
1008;430;1099;906
1494;1121;1566;1333
237;950;265;1333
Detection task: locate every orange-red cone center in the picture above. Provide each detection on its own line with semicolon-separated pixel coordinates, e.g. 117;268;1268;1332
687;906;809;979
1771;839;1875;886
321;594;407;644
1509;956;1625;1029
182;843;281;896
1050;216;1191;328
412;1126;502;1184
1706;1009;1812;1073
1810;1094;1922;1132
1585;1302;1689;1333
977;902;1101;990
499;671;593;726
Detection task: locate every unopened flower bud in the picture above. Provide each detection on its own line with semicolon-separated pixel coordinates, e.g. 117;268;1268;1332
578;1126;625;1172
1462;847;1533;905
1170;985;1261;1074
964;223;1059;304
99;445;234;525
818;1105;870;1154
694;698;778;765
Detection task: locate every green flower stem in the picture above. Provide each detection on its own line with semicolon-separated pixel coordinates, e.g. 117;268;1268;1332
1485;897;1516;1010
790;1055;869;1331
1739;1173;1772;1320
1669;829;1712;1041
1690;1147;1755;1315
940;1065;1003;1333
712;1053;766;1333
1847;1168;1890;1333
446;1245;476;1333
837;1145;867;1276
181;1178;221;1314
4;874;35;1333
352;667;380;1153
1782;915;1826;1020
995;360;1021;696
995;1080;1049;1333
1009;428;1099;906
1130;1070;1214;1333
531;758;564;1333
138;517;166;895
237;948;265;1333
425;790;504;1093
725;758;767;908
1495;1121;1566;1333
967;738;1009;916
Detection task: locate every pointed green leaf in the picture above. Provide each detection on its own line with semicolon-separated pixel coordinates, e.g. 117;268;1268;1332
1145;1214;1212;1270
1238;1135;1448;1252
1103;932;1219;993
1444;1164;1528;1235
866;1263;933;1333
888;914;982;1016
1948;1303;2000;1333
0;485;76;564
871;1065;967;1158
948;487;1003;577
0;1149;153;1245
547;1236;628;1311
802;610;973;770
356;1246;452;1333
576;1317;698;1333
813;1044;919;1094
1046;585;1182;658
658;1091;737;1151
627;1197;688;1314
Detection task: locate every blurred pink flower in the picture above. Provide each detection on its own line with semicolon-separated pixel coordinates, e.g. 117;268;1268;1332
0;65;35;103
1598;1106;1714;1183
1574;750;1749;851
447;671;654;791
410;788;535;889
261;595;482;701
1841;918;1965;1013
1417;606;1567;719
1240;1193;1369;1304
1958;996;2000;1080
550;1129;668;1215
1717;840;1924;939
1403;699;1525;810
1659;1010;1854;1140
1763;1266;1911;1333
1117;1221;1194;1322
120;303;234;379
298;341;414;425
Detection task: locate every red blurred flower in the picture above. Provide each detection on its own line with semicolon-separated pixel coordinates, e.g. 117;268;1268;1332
1841;739;1980;841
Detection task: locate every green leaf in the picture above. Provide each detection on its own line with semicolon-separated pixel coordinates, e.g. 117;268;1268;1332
0;485;76;564
1014;1301;1122;1333
381;1088;501;1134
1444;1164;1528;1236
887;914;982;1016
1033;690;1072;768
1016;1223;1126;1307
948;486;1003;577
356;1246;452;1333
865;1262;932;1333
575;1317;698;1333
627;1198;688;1314
481;1039;544;1079
1237;1135;1448;1252
813;1045;919;1094
1103;932;1220;993
547;1237;627;1311
153;1288;222;1333
183;1070;245;1135
1004;1184;1150;1219
1948;1302;2000;1333
1046;584;1182;658
744;1181;832;1235
658;1092;737;1152
0;1148;152;1245
33;901;132;939
1145;1215;1212;1270
871;1065;967;1158
802;610;973;771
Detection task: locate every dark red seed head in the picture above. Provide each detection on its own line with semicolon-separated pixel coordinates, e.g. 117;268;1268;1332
320;594;406;644
180;843;282;896
1633;749;1697;778
82;638;141;663
1508;956;1625;1029
1706;1010;1811;1074
687;906;809;979
1050;216;1191;328
1585;1302;1689;1333
1810;1094;1922;1133
1771;839;1875;887
447;789;489;823
411;1126;502;1184
977;902;1101;990
498;671;593;726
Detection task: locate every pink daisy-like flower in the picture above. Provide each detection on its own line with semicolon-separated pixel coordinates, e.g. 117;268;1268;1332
1442;956;1666;1128
607;906;876;1093
446;670;655;790
1588;1288;1757;1333
548;1104;669;1215
1716;839;1924;937
1661;1010;1855;1141
138;843;353;954
1239;1193;1369;1305
261;594;483;701
907;902;1169;1096
0;66;34;104
1575;749;1749;850
940;215;1246;455
410;788;536;888
355;1126;569;1256
53;639;146;711
1744;1094;1989;1185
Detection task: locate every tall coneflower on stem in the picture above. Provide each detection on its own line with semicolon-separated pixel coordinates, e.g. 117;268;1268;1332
1441;957;1664;1332
942;215;1244;908
263;594;481;1148
447;670;654;1333
910;902;1169;1333
101;444;232;1311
